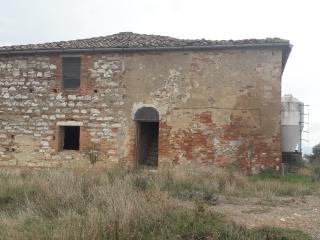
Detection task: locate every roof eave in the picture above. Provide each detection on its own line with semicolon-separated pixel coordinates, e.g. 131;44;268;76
0;42;291;56
281;44;292;73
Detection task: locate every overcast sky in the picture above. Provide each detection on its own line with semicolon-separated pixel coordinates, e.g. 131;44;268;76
0;0;319;151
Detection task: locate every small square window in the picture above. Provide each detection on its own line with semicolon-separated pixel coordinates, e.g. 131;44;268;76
62;57;81;89
59;126;80;150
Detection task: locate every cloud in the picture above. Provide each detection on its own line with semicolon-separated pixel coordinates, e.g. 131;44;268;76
0;42;14;47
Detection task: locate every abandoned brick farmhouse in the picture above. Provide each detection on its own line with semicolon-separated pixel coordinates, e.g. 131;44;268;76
0;32;291;171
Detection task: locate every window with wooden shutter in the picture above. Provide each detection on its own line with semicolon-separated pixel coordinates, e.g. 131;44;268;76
58;126;80;151
62;57;81;89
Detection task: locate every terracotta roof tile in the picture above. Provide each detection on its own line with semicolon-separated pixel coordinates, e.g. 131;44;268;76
0;32;289;52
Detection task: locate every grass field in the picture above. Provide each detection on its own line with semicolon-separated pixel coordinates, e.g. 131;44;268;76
0;165;318;240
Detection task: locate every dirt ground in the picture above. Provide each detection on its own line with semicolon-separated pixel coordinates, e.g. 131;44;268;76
213;195;320;239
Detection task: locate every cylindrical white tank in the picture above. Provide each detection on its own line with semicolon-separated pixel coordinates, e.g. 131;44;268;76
281;95;304;152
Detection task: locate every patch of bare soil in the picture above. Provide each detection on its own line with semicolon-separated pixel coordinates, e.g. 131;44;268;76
213;195;320;239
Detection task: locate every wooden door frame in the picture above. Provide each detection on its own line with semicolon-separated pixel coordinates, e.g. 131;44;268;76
135;121;141;168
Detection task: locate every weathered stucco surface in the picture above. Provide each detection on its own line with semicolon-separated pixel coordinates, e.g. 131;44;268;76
0;48;283;171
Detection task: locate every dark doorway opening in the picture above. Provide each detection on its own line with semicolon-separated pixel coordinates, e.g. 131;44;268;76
136;122;159;167
62;126;80;150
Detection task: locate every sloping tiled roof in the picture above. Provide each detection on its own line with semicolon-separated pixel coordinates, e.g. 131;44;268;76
0;32;290;52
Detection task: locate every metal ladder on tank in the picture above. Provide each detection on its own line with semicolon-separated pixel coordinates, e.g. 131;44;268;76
298;104;310;154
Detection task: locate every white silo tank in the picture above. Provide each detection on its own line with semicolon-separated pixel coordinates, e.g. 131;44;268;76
281;95;304;152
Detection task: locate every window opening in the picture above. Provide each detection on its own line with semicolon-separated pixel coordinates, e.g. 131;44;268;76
62;57;81;89
60;126;80;150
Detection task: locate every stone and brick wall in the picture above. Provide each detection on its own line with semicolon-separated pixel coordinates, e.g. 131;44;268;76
0;48;283;171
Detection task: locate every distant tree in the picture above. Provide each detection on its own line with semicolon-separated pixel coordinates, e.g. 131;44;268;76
305;143;320;164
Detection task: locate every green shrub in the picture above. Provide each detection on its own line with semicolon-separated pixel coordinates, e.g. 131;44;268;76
256;168;282;179
0;180;38;213
311;166;320;182
130;210;225;240
251;226;312;240
132;175;150;191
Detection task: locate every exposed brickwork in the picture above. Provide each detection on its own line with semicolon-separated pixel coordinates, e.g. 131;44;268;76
0;47;285;171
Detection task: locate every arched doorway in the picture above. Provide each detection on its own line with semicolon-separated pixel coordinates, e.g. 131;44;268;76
134;107;159;167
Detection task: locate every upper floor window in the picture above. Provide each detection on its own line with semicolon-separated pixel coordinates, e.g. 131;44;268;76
62;57;81;89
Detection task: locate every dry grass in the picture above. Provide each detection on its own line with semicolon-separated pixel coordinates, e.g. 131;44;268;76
0;165;316;240
0;169;174;239
158;165;320;199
